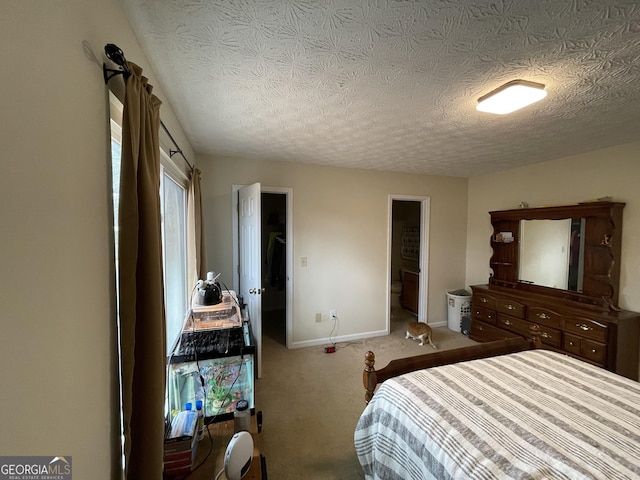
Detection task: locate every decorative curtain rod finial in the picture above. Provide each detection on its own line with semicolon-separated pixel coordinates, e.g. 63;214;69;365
100;43;195;172
103;43;131;84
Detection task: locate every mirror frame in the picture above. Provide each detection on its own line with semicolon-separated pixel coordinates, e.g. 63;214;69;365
488;202;625;310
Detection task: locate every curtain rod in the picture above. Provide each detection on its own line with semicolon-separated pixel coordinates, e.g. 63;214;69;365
103;43;194;173
160;121;194;172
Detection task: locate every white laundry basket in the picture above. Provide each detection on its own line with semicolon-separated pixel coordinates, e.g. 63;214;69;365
447;289;472;332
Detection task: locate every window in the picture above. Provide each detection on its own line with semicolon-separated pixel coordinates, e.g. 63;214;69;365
160;162;188;351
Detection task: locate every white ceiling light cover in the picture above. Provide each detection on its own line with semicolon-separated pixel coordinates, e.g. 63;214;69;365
477;80;548;115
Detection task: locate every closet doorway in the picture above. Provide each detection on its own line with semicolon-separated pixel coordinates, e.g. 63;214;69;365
388;196;430;329
260;191;289;347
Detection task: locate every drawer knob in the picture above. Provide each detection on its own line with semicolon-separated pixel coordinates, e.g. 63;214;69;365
540;332;551;339
569;341;575;346
481;298;488;303
506;304;515;310
592;349;597;354
576;323;592;332
503;319;513;326
537;313;550;320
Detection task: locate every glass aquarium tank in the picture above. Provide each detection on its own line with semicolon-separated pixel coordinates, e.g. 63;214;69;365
168;321;255;422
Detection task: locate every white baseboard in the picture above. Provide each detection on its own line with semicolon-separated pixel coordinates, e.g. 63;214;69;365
289;321;450;349
289;329;388;349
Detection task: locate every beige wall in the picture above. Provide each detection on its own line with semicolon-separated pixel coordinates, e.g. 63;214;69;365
466;141;640;313
0;1;193;478
199;156;468;345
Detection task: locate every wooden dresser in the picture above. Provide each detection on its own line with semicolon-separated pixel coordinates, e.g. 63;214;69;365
470;284;640;380
470;201;640;381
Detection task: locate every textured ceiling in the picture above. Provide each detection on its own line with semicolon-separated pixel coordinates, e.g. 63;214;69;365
121;0;640;177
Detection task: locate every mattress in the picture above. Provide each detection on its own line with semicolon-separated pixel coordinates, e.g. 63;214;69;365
354;349;640;479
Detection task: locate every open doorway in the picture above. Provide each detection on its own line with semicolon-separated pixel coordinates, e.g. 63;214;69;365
233;184;293;377
261;192;287;346
388;195;430;331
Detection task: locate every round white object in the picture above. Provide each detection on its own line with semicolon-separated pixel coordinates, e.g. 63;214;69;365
224;431;253;480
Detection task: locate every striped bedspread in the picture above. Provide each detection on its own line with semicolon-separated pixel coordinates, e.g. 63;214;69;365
354;349;640;479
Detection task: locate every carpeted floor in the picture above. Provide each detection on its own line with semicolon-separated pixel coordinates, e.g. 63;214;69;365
255;308;478;479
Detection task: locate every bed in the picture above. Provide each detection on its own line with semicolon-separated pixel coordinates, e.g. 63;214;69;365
354;333;640;480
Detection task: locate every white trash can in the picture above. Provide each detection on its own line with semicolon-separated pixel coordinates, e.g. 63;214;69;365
447;289;472;332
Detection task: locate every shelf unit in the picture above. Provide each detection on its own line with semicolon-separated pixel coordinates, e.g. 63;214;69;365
168;321;256;423
488;202;625;308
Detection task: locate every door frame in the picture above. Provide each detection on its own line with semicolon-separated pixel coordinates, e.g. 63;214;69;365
232;185;293;349
387;195;430;329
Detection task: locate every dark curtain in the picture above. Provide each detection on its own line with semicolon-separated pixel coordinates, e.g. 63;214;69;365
118;61;166;479
191;168;207;281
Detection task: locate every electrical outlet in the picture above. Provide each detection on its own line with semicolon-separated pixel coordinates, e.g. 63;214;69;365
329;309;337;320
315;313;322;323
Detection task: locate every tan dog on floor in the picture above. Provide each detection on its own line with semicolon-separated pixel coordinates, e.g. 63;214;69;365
406;321;437;348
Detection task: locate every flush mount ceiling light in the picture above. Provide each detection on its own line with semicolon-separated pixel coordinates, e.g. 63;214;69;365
476;80;547;114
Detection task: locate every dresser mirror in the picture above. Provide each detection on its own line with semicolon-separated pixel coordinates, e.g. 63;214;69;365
518;218;585;291
489;202;624;310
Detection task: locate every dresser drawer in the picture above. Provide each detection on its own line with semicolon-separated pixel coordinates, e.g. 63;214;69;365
534;324;562;348
497;314;529;336
564;317;607;343
470;320;519;342
472;305;496;325
527;306;562;329
473;294;495;310
581;339;607;365
564;333;582;356
498;314;561;348
495;298;525;319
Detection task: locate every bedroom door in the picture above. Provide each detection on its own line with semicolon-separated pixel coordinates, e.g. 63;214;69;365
239;182;263;378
